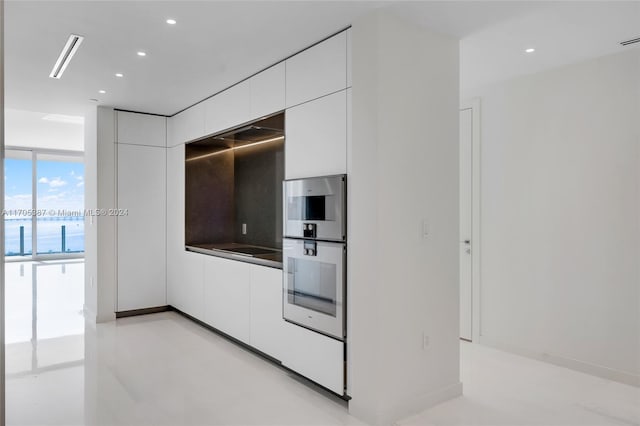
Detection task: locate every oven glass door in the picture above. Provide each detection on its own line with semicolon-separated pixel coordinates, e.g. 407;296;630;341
283;238;345;340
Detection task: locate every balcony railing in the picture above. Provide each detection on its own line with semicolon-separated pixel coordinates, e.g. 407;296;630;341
5;217;84;257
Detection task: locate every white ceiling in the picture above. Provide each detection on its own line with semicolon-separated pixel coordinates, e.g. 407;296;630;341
5;1;640;117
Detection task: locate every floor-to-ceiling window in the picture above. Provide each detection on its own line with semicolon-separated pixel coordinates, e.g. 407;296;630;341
4;148;84;260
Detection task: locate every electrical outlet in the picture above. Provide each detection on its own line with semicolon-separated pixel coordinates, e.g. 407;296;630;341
242;223;247;235
421;219;429;239
422;332;430;350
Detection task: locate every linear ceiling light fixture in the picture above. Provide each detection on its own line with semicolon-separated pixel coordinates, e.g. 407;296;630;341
620;37;640;46
49;34;84;79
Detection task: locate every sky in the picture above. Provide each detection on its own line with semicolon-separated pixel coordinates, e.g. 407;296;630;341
5;157;84;217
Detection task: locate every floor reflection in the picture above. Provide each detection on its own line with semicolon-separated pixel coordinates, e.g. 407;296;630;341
5;260;86;425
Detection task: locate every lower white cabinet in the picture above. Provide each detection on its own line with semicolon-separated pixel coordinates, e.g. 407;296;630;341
249;265;285;359
203;256;252;344
280;321;345;395
182;254;344;395
168;250;205;321
117;144;166;311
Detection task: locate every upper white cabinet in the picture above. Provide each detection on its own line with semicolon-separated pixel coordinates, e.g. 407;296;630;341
285;90;347;179
204;80;251;136
116;111;166;147
117;143;167;311
250;63;285;120
203;256;252;344
167;102;205;147
285;31;347;108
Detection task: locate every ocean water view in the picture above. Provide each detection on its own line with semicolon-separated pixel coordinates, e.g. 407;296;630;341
5;217;84;256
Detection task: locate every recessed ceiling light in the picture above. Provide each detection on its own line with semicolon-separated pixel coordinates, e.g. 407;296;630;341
115;73;124;78
525;48;536;53
137;51;147;57
99;90;106;94
166;19;177;25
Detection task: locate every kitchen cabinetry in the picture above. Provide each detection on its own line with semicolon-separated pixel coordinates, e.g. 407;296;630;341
204;80;251;136
285;31;347;108
250;63;285;120
285;90;347;179
167;102;205;147
166;145;206;320
280;321;344;395
116;111;166;147
116;143;167;311
168;250;205;321
249;265;285;360
203;256;252;344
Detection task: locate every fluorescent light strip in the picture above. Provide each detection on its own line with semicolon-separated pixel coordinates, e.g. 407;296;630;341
49;34;84;79
186;136;284;162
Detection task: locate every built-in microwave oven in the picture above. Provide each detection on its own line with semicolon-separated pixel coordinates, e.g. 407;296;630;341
283;174;346;242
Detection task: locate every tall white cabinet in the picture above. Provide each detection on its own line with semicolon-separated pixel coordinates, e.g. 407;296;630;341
116;111;167;312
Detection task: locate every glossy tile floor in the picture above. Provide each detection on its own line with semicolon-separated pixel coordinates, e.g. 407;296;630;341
5;260;640;426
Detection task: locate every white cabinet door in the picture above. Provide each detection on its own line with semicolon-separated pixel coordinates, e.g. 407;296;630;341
167;103;205;147
204;80;251;136
117;144;166;311
250;63;285;120
165;145;206;319
168;250;205;321
203;256;251;344
116;111;166;147
285;90;347;179
280;322;344;395
250;265;285;360
285;31;347;108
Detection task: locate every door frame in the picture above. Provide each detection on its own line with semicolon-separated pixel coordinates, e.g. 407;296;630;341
460;98;481;343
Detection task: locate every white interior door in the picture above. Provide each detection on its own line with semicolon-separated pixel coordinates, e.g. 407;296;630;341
459;108;473;341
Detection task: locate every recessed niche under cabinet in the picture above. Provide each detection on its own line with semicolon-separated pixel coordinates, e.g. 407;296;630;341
185;113;285;267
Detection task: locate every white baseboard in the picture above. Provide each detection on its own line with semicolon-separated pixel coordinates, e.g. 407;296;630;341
349;381;463;426
390;381;463;426
479;336;640;387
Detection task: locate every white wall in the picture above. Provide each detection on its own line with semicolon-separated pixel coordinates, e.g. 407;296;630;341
83;106;98;320
465;48;640;385
349;11;461;425
84;106;117;323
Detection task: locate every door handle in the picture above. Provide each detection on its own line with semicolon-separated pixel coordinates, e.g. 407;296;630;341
464;240;470;244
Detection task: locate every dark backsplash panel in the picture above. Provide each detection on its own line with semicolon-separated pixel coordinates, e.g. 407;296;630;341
233;140;284;249
185;150;235;246
185;112;284;250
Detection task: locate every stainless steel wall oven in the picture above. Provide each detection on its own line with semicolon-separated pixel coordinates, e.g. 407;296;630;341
283;174;346;341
